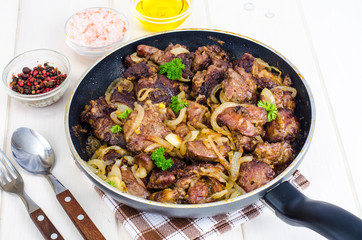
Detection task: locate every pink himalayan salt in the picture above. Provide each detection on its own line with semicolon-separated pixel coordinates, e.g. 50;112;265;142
66;8;127;48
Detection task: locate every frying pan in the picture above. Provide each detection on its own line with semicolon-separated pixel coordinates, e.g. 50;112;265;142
65;29;362;239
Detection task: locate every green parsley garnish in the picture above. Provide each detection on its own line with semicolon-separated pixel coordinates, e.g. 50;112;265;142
117;107;133;120
170;95;189;114
159;58;185;80
110;125;122;133
107;181;116;187
257;101;278;122
151;147;174;171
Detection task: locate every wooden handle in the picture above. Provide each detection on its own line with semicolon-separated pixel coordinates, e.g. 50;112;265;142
29;208;64;240
56;190;105;240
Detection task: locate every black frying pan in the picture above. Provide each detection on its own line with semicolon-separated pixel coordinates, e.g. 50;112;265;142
65;29;362;240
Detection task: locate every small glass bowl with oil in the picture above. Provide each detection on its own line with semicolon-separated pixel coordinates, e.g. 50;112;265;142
131;0;193;32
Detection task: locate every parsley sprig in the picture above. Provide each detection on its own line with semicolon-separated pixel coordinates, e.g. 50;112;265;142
170;95;189;114
257;101;278;122
107;181;116;187
159;58;185;80
151;147;174;171
117;107;133;120
110;125;122;133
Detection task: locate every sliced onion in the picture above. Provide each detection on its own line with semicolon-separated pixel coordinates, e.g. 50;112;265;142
210;84;222;104
211;189;228;199
124;156;135;165
255;135;264;143
130;52;144;63
98;146;128;160
272;86;297;98
144;143;161;153
219;90;228;103
118;79;134;93
178;77;191;82
131;165;146;187
165;133;182;148
108;164;123;180
149;136;174;152
170;46;190;55
137;88;159;101
110;111;122;125
166;108;186;127
87;159;106;178
260;88;276;105
230;151;242;182
210;102;244;136
135;165;147;178
207;135;230;170
125;103;144;140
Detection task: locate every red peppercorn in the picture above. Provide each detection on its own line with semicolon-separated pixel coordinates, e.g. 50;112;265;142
19;82;24;87
33;70;38;76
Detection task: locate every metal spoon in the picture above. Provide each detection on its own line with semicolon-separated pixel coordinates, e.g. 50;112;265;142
11;127;105;240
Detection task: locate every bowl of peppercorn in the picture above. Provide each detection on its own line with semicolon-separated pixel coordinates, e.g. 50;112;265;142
2;49;71;107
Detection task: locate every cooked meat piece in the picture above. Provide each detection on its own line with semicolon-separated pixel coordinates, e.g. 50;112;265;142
103;150;122;163
147;159;184;189
187;178;224;204
237;160;275;192
174;123;190;139
234;53;291;89
149;188;186;203
191;65;225;98
121;166;150;198
136;74;189;104
109;80;136;109
260;88;296;112
253;141;293;165
222;67;257;103
217;105;268;137
191;45;230;72
187;180;209;204
134;153;154;174
123;62;157;81
186;140;230;162
233;132;258;152
147;170;176;189
264;108;300;142
124;103;171;153
137;43;194;79
236;104;268;125
187;101;208;126
80;97;126;147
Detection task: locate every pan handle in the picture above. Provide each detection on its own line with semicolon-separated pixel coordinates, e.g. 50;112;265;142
263;181;362;240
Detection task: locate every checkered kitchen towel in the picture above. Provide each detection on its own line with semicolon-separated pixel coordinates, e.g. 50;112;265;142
95;170;309;240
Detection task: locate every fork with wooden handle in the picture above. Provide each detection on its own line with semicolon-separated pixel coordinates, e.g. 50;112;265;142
0;149;63;240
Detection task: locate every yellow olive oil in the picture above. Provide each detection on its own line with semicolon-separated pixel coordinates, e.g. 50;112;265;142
135;0;190;31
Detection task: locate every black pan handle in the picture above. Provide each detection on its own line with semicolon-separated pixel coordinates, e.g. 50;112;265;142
263;181;362;240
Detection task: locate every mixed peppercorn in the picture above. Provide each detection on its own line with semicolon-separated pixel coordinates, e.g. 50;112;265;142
10;63;67;95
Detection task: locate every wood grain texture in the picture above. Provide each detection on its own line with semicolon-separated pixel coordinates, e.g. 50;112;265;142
29;208;64;240
56;190;106;240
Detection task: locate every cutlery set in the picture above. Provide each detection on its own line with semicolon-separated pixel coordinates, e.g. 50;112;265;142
0;127;105;240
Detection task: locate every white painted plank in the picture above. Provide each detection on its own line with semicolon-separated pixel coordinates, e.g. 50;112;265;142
0;0;19;239
300;0;362;214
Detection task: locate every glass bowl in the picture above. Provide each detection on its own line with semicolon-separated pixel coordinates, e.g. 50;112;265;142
64;7;129;58
131;0;193;32
2;49;71;107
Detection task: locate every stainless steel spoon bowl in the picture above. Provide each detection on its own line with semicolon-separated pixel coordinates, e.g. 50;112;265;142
11;127;105;240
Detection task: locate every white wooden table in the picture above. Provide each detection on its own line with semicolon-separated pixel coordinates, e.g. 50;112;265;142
1;0;361;239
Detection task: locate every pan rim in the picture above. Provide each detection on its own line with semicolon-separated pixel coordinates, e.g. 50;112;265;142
64;28;316;210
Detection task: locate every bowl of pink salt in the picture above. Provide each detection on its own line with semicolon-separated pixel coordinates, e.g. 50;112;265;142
65;7;129;58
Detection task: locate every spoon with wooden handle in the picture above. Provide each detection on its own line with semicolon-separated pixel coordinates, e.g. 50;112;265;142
11;127;105;240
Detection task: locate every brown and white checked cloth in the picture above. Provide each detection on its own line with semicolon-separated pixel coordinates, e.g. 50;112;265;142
95;170;309;240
